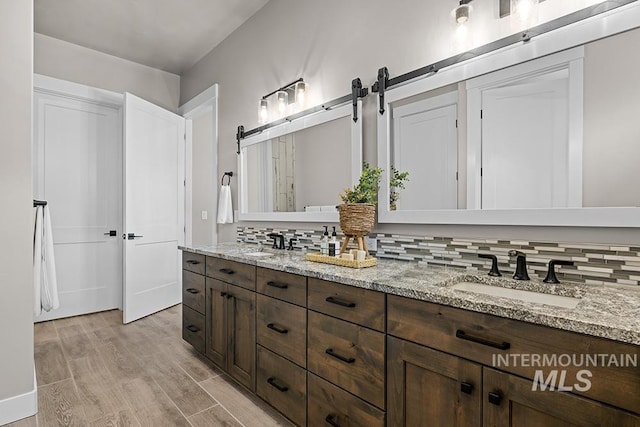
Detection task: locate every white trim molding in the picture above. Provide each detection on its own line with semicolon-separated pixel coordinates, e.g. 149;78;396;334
0;368;37;425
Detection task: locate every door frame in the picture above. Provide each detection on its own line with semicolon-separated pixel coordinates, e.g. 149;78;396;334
178;84;219;246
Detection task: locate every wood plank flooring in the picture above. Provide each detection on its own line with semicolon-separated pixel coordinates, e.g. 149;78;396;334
8;305;292;427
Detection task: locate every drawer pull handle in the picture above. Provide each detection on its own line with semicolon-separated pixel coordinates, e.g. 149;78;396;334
226;293;233;299
219;268;235;275
325;296;356;308
220;292;227;297
325;414;340;427
266;377;289;392
455;330;510;350
186;260;201;265
325;348;355;364
186;325;200;333
185;288;199;294
266;281;288;289
460;382;474;394
267;323;289;334
488;391;503;406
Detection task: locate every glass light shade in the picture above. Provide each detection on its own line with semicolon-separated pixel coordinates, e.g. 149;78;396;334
452;4;471;24
276;90;288;114
295;81;307;106
258;99;269;124
511;0;539;28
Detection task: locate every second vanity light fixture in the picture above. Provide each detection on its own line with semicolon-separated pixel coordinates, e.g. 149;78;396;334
258;78;307;124
452;0;473;24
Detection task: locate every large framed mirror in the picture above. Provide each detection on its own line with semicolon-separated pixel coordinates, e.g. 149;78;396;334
378;2;640;227
238;101;362;222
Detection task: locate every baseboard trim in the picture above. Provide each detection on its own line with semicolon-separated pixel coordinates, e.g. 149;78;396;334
0;368;37;425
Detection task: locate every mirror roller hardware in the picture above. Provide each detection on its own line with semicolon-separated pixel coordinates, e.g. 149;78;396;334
236;125;244;155
351;77;369;123
371;67;389;115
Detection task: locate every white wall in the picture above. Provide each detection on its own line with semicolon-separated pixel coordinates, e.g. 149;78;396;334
0;0;35;418
191;111;216;245
181;0;640;244
35;33;180;111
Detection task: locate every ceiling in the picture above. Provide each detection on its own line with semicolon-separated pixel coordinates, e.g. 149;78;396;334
34;0;270;75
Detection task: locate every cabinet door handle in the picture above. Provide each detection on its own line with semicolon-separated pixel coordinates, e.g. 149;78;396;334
266;377;289;392
455;330;510;350
185;260;201;265
325;296;356;308
267;323;289;334
460;382;474;394
325;348;355;364
488;391;503;406
325;414;340;427
186;325;200;333
219;268;235;275
185;288;199;294
266;281;288;289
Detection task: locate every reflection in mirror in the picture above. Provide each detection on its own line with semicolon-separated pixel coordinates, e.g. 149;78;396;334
378;5;640;226
239;102;362;222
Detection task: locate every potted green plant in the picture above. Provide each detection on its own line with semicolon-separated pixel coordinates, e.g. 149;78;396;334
389;166;410;211
338;162;383;235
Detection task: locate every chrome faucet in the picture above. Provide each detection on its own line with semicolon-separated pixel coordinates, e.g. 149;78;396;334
508;250;530;281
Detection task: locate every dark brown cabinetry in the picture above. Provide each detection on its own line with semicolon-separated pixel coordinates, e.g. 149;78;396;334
205;277;256;391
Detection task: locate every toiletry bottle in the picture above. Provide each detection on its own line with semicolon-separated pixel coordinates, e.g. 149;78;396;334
321;226;329;256
330;226;339;257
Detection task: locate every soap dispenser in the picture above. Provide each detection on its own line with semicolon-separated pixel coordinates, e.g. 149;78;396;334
321;226;329;256
329;226;339;257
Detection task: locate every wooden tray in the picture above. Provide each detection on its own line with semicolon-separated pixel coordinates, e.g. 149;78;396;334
305;252;377;269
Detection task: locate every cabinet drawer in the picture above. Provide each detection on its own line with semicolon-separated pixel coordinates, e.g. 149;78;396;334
256;346;306;427
308;278;385;331
388;295;640;415
182;270;205;314
182;305;205;354
308;373;385;427
257;268;307;307
206;257;256;290
257;294;306;367
182;252;205;275
307;311;385;409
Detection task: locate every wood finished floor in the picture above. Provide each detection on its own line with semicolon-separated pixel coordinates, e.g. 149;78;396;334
8;305;293;427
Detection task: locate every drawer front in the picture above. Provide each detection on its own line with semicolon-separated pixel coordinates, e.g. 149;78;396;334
257;294;307;367
182;270;205;314
308;373;385;427
182;305;205;354
308;278;385;331
206;257;256;290
257;268;307;307
182;252;205;275
256;346;306;427
307;311;385;409
388;295;640;415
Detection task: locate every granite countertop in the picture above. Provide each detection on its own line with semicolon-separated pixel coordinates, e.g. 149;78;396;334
180;243;640;346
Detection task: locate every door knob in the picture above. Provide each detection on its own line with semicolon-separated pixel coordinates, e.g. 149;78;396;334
104;230;117;237
127;233;144;240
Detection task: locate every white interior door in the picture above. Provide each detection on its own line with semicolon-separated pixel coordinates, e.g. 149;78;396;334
393;97;458;210
33;91;122;321
481;77;569;209
123;93;185;323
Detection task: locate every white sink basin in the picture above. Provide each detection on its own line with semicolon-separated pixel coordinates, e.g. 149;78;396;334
243;252;274;257
450;282;580;309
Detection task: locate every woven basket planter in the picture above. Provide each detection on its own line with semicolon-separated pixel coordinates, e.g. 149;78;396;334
338;203;375;235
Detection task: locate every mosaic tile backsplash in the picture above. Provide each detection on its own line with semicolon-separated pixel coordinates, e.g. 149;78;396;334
237;227;640;287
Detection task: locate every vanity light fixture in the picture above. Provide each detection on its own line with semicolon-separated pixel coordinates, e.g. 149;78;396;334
452;0;473;24
257;78;306;123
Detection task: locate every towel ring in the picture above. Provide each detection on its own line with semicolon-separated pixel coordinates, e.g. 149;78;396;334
221;171;233;186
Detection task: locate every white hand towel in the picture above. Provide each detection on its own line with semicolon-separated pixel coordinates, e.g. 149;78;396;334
41;205;59;312
33;206;43;317
217;184;234;224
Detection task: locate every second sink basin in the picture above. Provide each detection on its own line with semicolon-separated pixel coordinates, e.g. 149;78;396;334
450;282;581;309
